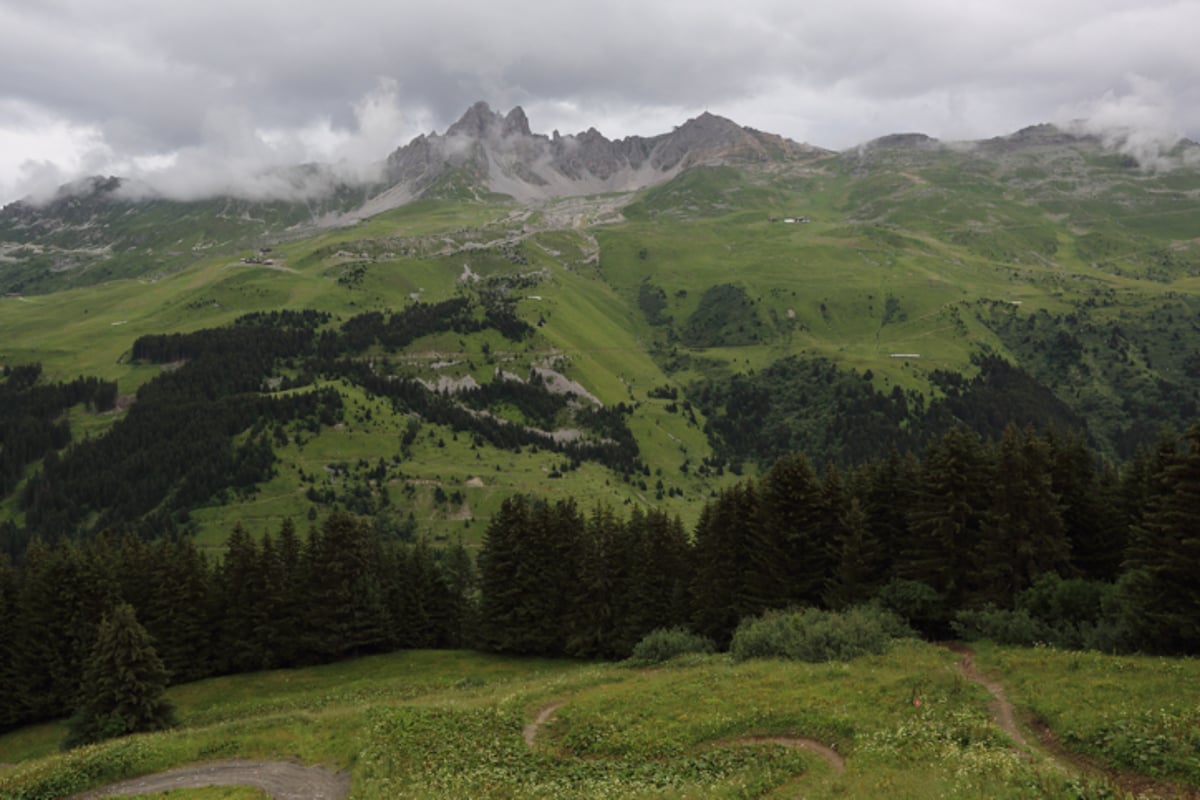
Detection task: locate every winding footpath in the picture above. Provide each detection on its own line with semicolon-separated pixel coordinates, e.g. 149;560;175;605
70;759;350;800
522;700;846;775
713;736;846;774
522;700;565;747
947;644;1200;800
946;643;1035;755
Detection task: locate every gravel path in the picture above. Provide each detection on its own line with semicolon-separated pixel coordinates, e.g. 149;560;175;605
70;759;349;800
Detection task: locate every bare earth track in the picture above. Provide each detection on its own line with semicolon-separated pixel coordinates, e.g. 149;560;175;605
70;759;350;800
947;643;1200;800
713;736;846;774
523;700;845;775
523;700;565;747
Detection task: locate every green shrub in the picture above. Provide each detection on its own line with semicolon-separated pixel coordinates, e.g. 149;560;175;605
629;627;715;664
952;575;1134;651
730;606;914;663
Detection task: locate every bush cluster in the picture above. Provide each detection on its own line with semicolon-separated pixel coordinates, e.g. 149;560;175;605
729;606;914;663
629;627;716;664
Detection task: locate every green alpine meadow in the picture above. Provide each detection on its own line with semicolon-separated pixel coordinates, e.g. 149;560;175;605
2;104;1199;798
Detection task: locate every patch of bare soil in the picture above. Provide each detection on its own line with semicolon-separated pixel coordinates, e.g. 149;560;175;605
70;759;350;800
523;701;564;748
713;736;846;774
946;643;1200;800
946;643;1032;752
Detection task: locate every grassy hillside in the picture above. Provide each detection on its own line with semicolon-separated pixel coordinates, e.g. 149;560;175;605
3;642;1196;798
3;132;1200;544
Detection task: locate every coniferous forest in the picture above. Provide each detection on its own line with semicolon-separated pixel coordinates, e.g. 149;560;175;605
2;420;1199;735
3;299;1200;742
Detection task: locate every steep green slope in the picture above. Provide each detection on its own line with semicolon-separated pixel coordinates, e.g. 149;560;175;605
3;129;1200;545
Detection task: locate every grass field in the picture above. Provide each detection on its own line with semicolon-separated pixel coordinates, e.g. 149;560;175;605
5;641;1194;799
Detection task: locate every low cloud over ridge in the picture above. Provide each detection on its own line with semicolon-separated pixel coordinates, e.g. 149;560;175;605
1;0;1197;204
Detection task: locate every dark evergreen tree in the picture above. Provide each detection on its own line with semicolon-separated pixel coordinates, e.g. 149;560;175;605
437;538;478;648
901;426;991;614
478;495;530;653
824;498;884;609
1046;430;1126;581
975;426;1069;607
216;522;270;672
1122;424;1200;652
854;449;919;575
621;509;691;652
303;512;390;660
144;537;214;683
691;482;758;647
0;555;20;729
64;603;176;748
751;454;824;609
565;505;630;658
13;540;119;722
271;518;306;666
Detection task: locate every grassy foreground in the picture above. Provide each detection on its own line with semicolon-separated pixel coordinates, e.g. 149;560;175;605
6;641;1192;799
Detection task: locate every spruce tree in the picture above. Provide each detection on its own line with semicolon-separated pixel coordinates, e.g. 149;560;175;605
566;505;631;659
751;454;823;609
824;498;884;609
901;426;991;613
0;554;20;729
691;482;758;647
1046;430;1125;581
1123;424;1200;652
64;603;176;748
976;426;1069;607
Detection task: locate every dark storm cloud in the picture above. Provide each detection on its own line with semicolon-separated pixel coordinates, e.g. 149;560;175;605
1;0;1197;203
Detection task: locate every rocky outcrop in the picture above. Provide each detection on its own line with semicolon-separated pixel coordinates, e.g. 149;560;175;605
381;102;828;206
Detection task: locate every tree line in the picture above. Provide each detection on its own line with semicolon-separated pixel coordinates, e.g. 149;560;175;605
0;514;474;732
2;421;1198;736
476;421;1199;657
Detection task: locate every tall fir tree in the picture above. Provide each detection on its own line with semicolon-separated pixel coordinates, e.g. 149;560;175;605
1046;430;1125;581
477;495;529;653
622;508;691;651
217;522;270;672
975;426;1069;607
692;482;758;647
1122;424;1200;652
751;454;824;609
13;540;119;722
145;536;214;683
0;554;20;729
565;505;630;659
824;497;884;609
64;603;176;748
901;426;991;613
304;511;391;660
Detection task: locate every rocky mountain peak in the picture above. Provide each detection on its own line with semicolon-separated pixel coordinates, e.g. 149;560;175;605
446;101;500;138
503;106;531;137
379;101;828;206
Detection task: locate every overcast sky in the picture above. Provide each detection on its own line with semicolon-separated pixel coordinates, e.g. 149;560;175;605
2;0;1198;205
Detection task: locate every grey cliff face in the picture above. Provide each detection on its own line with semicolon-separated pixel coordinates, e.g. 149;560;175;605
380;102;827;203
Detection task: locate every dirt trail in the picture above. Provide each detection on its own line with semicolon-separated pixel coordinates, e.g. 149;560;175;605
715;736;845;774
947;644;1200;799
946;643;1033;753
523;701;564;747
70;759;350;800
